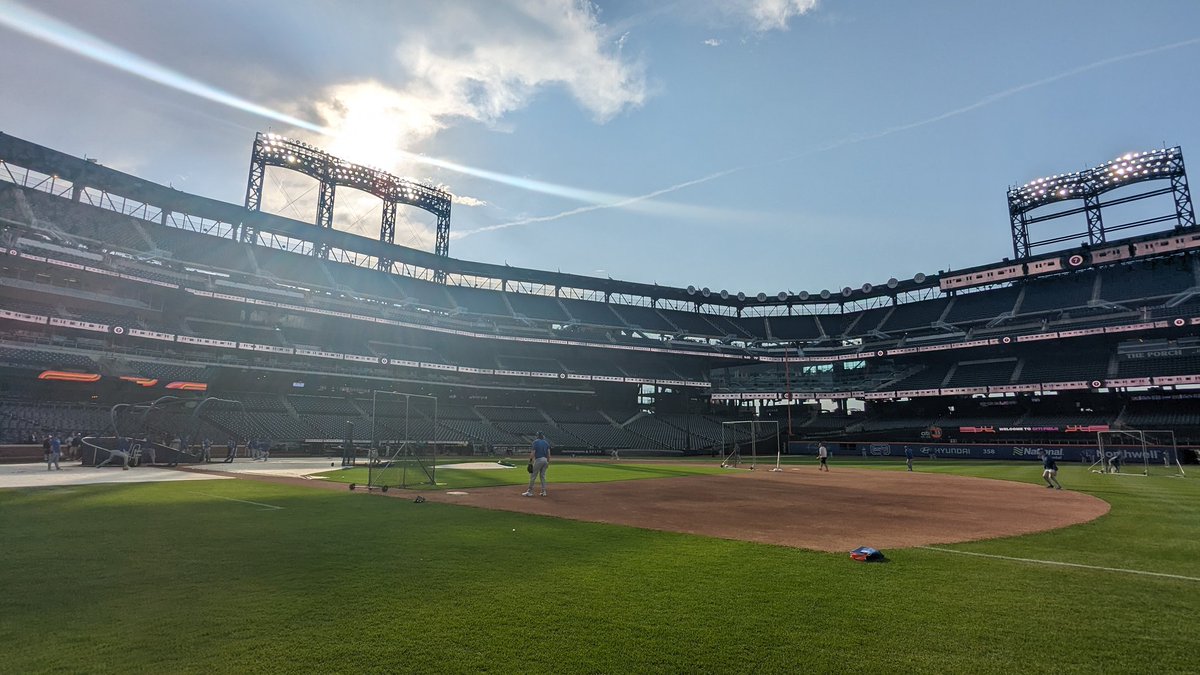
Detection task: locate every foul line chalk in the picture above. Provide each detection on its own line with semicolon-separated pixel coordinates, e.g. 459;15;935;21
187;491;283;510
920;546;1200;582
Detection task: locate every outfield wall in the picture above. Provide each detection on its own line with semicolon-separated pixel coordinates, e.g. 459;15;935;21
787;441;1181;463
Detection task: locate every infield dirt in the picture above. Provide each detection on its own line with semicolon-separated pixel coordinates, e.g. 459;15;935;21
174;463;1110;552
425;467;1110;552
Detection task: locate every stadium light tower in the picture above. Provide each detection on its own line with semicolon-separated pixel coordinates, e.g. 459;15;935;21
243;132;452;280
1007;147;1194;259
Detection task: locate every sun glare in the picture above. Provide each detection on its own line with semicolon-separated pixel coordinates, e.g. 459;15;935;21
317;82;443;174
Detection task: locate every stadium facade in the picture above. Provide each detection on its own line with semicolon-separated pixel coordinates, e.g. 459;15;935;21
1;132;1197;458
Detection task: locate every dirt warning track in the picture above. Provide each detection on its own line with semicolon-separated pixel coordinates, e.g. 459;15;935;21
425;468;1110;552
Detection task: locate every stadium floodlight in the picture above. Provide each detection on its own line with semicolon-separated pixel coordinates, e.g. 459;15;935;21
842;287;853;297
244;131;452;273
756;292;768;302
737;292;746;301
701;287;711;297
861;283;873;293
687;285;696;295
914;273;927;283
887;277;899;289
1008;145;1193;259
1010;147;1184;215
798;291;810;301
720;290;730;300
777;291;788;301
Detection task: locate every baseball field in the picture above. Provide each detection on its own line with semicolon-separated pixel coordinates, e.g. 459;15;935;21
1;459;1196;673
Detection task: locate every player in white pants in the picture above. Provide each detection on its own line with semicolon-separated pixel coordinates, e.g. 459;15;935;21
1041;453;1063;489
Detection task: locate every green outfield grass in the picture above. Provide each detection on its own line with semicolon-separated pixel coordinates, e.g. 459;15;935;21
1;461;1197;673
318;459;729;489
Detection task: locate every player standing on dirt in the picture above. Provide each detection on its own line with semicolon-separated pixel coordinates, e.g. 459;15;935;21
522;431;551;497
817;443;829;472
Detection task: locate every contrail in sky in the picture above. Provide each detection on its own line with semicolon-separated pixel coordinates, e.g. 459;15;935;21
0;0;673;211
452;168;741;239
456;35;1200;239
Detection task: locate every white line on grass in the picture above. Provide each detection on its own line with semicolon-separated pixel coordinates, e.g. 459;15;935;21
187;491;283;510
920;547;1200;582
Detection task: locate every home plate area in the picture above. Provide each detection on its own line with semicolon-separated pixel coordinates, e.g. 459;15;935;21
425;468;1110;552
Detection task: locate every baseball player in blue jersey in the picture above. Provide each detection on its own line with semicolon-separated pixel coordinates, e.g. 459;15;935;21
523;431;551;497
1041;452;1062;489
47;434;62;471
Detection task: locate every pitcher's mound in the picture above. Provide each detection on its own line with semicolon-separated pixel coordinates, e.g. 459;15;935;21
427;468;1109;552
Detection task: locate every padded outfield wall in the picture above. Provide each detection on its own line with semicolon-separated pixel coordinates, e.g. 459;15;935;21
788;441;1187;463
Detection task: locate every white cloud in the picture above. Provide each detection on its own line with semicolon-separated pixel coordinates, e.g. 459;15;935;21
723;0;819;32
266;0;646;249
452;194;489;208
292;0;645;173
703;38;723;47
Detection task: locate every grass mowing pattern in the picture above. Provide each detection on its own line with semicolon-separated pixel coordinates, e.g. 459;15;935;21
0;461;1196;672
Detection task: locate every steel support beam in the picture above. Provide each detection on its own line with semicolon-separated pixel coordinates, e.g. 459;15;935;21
242;153;266;243
434;212;451;282
377;200;398;270
245;159;265;211
1083;193;1105;245
1171;172;1195;229
314;180;335;258
1009;210;1030;259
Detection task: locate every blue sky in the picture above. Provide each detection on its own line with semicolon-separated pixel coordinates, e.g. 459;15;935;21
2;0;1198;299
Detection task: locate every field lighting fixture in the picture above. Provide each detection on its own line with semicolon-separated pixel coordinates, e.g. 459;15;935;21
1010;149;1182;212
245;132;452;276
1008;147;1193;259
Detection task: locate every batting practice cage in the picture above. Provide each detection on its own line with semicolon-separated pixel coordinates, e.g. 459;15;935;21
720;420;781;471
1094;429;1186;477
85;395;254;466
367;390;440;490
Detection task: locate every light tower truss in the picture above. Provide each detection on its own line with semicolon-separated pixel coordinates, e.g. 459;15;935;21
243;132;452;279
1007;147;1194;259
